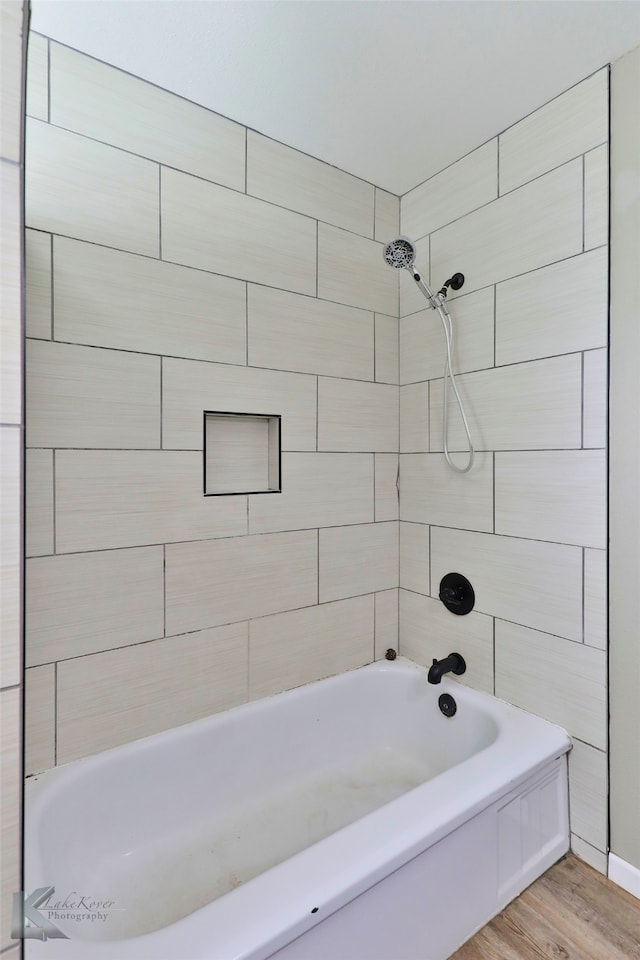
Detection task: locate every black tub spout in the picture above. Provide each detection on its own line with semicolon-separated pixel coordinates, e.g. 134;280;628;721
428;652;466;685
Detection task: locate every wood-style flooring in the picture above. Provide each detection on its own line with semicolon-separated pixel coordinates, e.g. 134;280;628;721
449;854;640;960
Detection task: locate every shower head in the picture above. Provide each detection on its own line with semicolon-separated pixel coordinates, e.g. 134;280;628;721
383;236;416;270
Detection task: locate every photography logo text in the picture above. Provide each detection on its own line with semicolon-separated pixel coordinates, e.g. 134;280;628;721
12;887;118;941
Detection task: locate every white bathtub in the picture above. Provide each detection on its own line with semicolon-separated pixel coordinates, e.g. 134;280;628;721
25;657;570;960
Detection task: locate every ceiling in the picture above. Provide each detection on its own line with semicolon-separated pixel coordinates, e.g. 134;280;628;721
30;0;640;196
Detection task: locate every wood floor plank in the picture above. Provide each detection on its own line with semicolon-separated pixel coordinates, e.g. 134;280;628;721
529;860;640;958
451;911;549;960
448;855;640;960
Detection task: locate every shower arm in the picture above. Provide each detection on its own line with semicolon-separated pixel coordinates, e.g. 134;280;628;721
406;267;449;312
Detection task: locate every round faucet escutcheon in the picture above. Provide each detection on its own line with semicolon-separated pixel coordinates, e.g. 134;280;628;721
439;573;475;615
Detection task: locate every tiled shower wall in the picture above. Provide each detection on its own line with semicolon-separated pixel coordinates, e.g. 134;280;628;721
398;69;609;870
23;36;400;771
1;1;24;953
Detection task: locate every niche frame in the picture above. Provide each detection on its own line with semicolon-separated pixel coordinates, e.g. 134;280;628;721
202;410;282;496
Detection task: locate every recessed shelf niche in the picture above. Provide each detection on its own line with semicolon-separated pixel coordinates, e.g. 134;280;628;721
203;411;281;496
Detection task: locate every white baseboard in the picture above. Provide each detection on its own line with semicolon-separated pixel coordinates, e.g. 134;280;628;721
609;852;640;900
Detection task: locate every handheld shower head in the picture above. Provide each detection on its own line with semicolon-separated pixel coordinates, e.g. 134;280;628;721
383;236;416;270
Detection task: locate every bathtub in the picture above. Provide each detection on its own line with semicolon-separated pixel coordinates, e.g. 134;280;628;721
24;657;570;960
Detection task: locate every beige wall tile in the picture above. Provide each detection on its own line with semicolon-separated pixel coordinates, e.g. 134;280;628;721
0;687;21;951
431;160;583;296
399;235;429;318
1;160;21;424
165;530;318;636
26;118;160;256
375;313;399;384
249;453;373;534
25;663;55;775
26;31;48;121
26;448;53;557
375;453;399;521
318;377;398;451
247;131;374;236
26;340;161;448
54;237;247;364
26;546;164;666
495;248;608;366
583;348;607;449
375;589;398;659
431;527;583;642
400;451;493;532
162;356;317;452
374;189;399;242
400;522;429;595
569;739;608;852
430;354;582;452
0;427;20;688
56;450;247;552
499;69;608;195
584;144;609;251
50;43;245;190
25;228;51;338
0;0;23;162
249;596;374;699
401;286;495;385
319;521;398;602
57;623;249;764
402;141;498;240
400;590;494;694
161;166;316;295
400;382;429;453
317;223;398;315
570;836;608;874
584;548;607;650
247;284;374;380
495;450;607;548
495;619;607;749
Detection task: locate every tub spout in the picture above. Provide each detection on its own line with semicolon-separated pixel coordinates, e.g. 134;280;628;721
428;652;466;684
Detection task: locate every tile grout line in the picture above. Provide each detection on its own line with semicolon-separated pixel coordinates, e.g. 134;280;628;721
23;327;606;386
28;592;389;671
43;39;371;187
27;117;387;242
26;226;607;324
38;521;601;557
402;65;607;203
